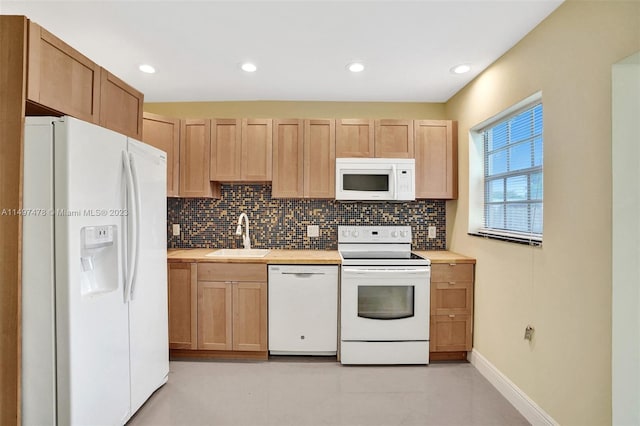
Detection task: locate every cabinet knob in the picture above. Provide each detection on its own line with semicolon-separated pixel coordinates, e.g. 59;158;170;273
449;263;457;266
449;314;455;318
448;281;456;285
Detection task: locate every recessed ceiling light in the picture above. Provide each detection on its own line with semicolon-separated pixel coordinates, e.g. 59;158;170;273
451;64;471;74
139;64;156;74
241;62;257;73
347;62;365;73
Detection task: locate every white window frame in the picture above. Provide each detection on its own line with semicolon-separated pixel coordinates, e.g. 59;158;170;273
468;92;543;245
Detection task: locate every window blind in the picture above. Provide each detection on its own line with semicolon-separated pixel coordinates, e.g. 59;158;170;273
481;103;543;242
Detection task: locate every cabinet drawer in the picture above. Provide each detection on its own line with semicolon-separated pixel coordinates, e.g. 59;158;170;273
430;263;473;283
198;263;267;282
430;314;472;352
430;281;473;315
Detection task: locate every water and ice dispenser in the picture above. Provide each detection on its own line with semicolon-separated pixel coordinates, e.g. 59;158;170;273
80;225;118;296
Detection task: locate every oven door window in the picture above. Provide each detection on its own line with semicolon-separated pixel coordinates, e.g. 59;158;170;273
343;174;389;191
357;285;415;320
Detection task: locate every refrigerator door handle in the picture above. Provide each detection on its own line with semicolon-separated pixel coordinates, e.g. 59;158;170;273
129;154;142;301
122;151;137;303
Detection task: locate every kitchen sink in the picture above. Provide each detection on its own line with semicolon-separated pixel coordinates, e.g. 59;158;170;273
205;248;271;258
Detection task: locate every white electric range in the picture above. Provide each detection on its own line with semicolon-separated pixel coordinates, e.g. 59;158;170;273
338;225;431;365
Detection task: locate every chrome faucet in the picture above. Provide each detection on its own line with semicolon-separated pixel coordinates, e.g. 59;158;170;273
235;212;251;249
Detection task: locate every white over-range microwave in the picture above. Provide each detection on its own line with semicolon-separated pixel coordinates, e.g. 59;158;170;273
335;158;416;201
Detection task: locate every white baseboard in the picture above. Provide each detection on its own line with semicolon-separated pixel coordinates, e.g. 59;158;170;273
469;349;558;426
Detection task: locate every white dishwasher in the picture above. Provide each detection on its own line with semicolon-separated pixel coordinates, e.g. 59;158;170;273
268;265;339;355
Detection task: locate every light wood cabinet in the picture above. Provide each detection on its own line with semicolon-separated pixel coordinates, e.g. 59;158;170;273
304;119;336;198
375;119;414;158
99;69;144;139
196;263;268;352
168;263;197;350
430;263;474;357
210;119;242;181
336;119;374;158
272;119;304;197
210;119;272;181
241;119;273;181
27;21;101;124
142;112;180;197
414;120;458;199
179;119;221;198
272;119;336;199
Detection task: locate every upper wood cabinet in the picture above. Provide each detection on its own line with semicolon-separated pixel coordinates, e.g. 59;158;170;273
272;119;304;198
210;119;242;181
26;21;144;139
241;119;273;181
414;120;458;199
304;119;336;198
99;69;144;139
375;119;414;158
142;112;180;197
180;119;221;198
336;119;374;158
210;119;272;181
27;21;101;124
272;119;336;199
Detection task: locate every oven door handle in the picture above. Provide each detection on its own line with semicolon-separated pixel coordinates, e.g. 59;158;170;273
342;267;430;274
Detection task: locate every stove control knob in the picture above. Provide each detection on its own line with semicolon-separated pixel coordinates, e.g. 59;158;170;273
400;230;409;238
351;230;359;237
342;229;350;237
391;230;398;238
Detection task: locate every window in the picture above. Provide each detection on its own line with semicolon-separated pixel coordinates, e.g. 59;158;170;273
470;97;543;244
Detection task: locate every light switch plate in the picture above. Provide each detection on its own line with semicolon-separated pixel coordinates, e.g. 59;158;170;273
172;224;180;236
428;226;436;239
307;225;319;238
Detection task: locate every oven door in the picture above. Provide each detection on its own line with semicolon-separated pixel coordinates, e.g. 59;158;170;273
340;266;430;341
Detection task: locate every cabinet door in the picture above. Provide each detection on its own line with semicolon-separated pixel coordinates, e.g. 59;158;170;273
179;119;220;198
27;21;100;123
142;112;180;197
375;119;414;158
241;119;272;181
99;69;144;139
304;119;335;198
168;263;197;350
272;119;304;198
210;119;242;181
430;314;472;352
198;281;233;350
414;120;458;199
336;119;374;158
232;282;268;352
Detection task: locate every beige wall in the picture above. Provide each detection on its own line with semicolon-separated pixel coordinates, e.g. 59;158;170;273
444;1;640;425
144;100;445;119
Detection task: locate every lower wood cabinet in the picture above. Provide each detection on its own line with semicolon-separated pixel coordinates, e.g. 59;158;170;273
429;262;474;359
168;263;197;350
168;262;268;356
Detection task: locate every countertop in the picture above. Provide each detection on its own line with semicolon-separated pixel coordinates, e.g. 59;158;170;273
168;248;475;264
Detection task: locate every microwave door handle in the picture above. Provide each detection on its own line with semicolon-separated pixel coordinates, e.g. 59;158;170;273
391;164;398;199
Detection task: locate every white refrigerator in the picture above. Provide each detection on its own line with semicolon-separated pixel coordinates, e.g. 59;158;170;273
22;116;169;425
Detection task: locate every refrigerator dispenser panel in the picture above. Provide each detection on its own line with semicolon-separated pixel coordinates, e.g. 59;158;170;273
80;225;118;296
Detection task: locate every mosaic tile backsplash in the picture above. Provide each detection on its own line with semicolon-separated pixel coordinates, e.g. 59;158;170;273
167;184;446;250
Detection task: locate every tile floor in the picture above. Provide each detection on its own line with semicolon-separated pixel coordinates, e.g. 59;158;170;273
128;359;529;426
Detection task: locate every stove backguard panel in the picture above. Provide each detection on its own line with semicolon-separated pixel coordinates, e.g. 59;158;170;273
167;184;445;250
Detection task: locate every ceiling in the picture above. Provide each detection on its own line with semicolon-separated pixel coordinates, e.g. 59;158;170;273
1;1;563;103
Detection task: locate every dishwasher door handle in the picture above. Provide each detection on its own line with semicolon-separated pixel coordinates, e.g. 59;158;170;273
280;272;325;277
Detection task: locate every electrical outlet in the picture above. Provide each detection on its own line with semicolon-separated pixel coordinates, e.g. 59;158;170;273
307;225;319;238
524;325;535;341
172;224;180;236
428;226;437;239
